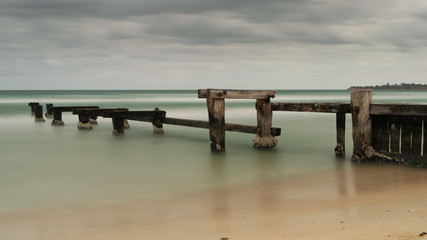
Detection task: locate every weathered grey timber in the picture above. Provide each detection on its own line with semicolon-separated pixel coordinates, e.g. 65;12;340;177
370;104;427;116
206;97;226;152
28;102;39;115
34;104;45;122
51;106;99;126
253;98;277;148
271;103;351;113
160;117;281;136
199;89;278;152
350;89;372;161
198;89;275;99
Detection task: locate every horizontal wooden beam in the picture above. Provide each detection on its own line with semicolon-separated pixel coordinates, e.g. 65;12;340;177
73;108;129;116
161;117;281;136
198;89;275;99
102;111;166;121
52;106;99;112
271;102;351;113
370;104;427;116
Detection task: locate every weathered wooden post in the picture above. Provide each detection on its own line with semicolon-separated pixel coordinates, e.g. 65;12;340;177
335;112;346;157
152;108;164;134
112;117;125;135
34;104;46;122
124;119;130;129
253;98;277;148
207;95;226;152
45;104;53;118
51;110;64;126
89;115;98;125
28;102;39;115
77;113;92;130
350;89;373;161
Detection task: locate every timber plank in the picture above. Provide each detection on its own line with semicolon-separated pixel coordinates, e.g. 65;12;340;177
401;117;411;154
371;115;389;152
271;103;351;113
198;89;276;99
411;116;423;155
370;104;427;116
389;116;400;153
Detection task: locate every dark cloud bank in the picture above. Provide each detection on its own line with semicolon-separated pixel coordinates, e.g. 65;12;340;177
1;0;426;89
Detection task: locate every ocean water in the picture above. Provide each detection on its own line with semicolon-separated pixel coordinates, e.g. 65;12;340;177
1;90;427;220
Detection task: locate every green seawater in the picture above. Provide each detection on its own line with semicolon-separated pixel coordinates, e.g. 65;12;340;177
1;90;427;213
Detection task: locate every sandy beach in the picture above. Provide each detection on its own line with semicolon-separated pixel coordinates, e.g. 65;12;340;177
2;162;427;240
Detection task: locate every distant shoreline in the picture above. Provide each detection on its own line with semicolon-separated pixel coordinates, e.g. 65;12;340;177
349;83;427;90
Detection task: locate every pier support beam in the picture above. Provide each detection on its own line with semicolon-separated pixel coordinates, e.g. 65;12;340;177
207;97;225;152
28;102;39;116
351;89;373;161
77;114;92;130
45;104;53;118
89;115;98;125
253;98;277;149
34;105;45;122
124;119;130;129
335;112;346;157
51;110;64;126
152;108;164;134
112;117;125;135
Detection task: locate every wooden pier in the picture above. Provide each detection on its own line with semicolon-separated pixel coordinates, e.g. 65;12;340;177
28;89;427;166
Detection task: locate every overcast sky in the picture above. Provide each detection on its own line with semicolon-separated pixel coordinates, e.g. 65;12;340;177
1;0;426;90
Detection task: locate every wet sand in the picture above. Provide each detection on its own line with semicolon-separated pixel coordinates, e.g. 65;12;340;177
1;163;427;240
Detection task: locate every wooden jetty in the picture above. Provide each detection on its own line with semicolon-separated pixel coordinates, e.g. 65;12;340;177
51;106;99;126
28;89;427;166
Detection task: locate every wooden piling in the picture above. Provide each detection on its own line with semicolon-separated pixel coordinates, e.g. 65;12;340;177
45;104;53;118
152;108;164;134
207;97;225;152
411;116;423;156
389;116;400;153
335;112;346;157
350;89;372;161
112;117;125;135
34;104;45;122
77;113;92;130
253;98;277;149
424;117;427;157
89;115;98;125
28;102;39;115
51;110;64;126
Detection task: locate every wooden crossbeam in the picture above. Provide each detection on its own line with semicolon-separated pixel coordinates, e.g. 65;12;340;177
198;89;275;99
52;106;99;112
370;104;427;116
72;108;129;116
271;102;351;113
161;117;281;136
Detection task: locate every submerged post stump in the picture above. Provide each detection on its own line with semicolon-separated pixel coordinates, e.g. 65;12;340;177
335;112;346;157
253;98;277;148
350;89;372;161
51;110;64;126
112;117;125;135
45;104;53;118
207;97;226;152
28;102;39;116
89;115;98;125
123;119;130;129
152;108;164;134
77;114;92;130
34;104;45;122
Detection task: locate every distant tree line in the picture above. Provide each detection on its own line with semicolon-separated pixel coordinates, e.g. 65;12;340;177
349;83;427;90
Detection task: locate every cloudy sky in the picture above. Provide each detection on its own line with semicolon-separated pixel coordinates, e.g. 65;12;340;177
1;0;426;90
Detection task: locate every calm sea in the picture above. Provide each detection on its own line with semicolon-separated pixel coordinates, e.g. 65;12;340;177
1;90;427;214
